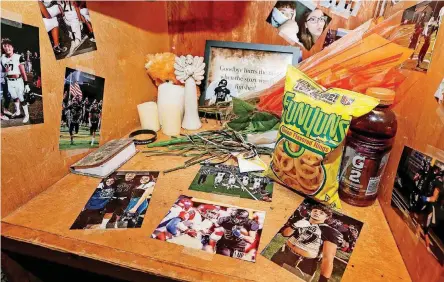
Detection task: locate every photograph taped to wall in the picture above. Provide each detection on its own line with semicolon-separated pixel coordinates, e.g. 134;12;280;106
60;68;105;150
151;195;266;262
261;198;363;282
266;1;332;50
434;78;444;105
71;171;159;230
1;18;43;128
39;0;97;60
391;146;444;265
201;40;300;106
189;164;274;202
399;1;444;72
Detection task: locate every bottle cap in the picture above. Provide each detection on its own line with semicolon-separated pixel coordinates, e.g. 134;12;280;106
365;87;395;105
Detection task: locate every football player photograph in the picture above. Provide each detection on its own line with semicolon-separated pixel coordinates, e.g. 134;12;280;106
89;101;101;146
214;209;259;259
59;68;105;150
67;97;83;145
270;204;341;282
152;196;266;262
262;199;363;282
1;19;44;128
213;79;231;104
39;0;97;60
392;147;444;264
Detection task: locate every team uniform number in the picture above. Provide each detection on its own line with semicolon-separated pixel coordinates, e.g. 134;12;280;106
232;250;245;259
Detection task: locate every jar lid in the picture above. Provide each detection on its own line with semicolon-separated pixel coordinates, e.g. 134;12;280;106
365;87;395;105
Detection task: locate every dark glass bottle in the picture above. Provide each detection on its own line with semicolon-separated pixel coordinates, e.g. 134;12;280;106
339;88;398;207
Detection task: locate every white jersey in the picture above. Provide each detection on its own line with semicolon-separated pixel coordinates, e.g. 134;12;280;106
60;1;76;12
42;0;54;8
287;219;343;258
1;54;24;76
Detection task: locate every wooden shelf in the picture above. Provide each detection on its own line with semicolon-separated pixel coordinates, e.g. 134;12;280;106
1;122;411;281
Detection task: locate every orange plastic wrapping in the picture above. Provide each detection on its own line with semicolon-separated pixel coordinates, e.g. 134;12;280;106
253;15;414;117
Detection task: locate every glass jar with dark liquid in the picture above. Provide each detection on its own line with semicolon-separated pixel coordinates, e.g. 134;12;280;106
339;88;397;207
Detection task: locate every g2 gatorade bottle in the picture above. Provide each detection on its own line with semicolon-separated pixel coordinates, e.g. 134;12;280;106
339;88;397;207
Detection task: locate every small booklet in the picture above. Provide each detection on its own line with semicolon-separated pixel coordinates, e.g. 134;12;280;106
70;139;137;178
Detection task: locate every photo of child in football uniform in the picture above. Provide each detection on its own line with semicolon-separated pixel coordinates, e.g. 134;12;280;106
1;19;44;128
151;195;266;262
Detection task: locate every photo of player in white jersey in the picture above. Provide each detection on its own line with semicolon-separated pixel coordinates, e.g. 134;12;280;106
1;19;44;128
262;199;363;282
39;0;97;60
151;195;266;262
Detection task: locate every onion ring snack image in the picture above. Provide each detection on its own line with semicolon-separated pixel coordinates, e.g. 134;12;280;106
267;66;379;208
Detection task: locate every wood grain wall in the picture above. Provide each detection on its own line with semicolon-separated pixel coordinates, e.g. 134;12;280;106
378;2;444;281
167;1;444;281
1;1;169;217
167;1;377;58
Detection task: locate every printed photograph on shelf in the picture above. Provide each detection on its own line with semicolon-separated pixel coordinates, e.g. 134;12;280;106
266;1;332;50
200;40;301;106
60;67;105;150
38;0;97;60
189;164;274;202
71;171;159;230
1;18;43;128
434;78;444;105
399;1;444;72
391;146;444;265
262;198;363;282
151;195;266;262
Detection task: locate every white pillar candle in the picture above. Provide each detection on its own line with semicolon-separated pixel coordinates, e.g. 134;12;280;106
137;102;160;131
157;82;185;126
161;103;182;136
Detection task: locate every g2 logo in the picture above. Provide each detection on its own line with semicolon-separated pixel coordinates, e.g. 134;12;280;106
349;155;365;183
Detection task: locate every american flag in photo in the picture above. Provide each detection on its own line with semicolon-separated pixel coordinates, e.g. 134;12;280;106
70;81;83;101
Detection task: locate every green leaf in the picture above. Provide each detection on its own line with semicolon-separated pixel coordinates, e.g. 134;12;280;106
232;98;256;116
272;122;280;130
251;112;280;132
227;115;252;131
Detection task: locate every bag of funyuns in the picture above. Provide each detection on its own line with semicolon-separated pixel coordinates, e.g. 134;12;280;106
267;66;379;208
